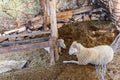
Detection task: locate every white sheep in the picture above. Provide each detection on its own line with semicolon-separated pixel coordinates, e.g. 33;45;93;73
63;41;114;65
44;39;66;54
62;41;114;79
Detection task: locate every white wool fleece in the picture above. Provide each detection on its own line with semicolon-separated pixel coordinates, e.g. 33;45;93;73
70;42;114;65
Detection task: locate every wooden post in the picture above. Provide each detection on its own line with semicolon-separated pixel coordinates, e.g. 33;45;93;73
41;0;48;31
49;38;56;65
48;0;59;65
48;0;58;37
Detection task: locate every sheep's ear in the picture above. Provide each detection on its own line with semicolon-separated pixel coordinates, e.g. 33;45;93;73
73;41;77;44
71;41;78;48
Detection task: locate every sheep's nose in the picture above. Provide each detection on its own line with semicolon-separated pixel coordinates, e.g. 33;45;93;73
63;44;66;49
69;48;77;55
69;49;74;55
59;42;66;49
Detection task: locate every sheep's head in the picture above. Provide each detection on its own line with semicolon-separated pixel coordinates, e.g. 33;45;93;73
58;39;66;49
69;41;78;55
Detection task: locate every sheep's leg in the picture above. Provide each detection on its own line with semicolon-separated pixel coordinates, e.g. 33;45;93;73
95;64;107;80
101;64;107;80
63;60;79;64
59;47;62;54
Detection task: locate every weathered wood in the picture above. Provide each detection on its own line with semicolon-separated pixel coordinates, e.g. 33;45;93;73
57;11;73;22
0;31;50;39
50;6;96;22
4;26;26;35
0;37;50;47
46;10;73;23
73;5;98;15
0;41;50;54
42;0;49;31
113;0;120;21
48;0;58;38
30;10;73;26
27;5;98;30
57;23;64;28
49;37;56;65
0;38;7;43
48;0;59;65
8;37;16;41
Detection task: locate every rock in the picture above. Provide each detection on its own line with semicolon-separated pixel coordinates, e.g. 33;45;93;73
0;60;27;73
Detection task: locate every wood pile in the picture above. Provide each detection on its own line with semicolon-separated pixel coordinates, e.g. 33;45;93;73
0;5;107;43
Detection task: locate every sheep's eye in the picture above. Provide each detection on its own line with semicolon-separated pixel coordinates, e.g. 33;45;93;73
72;44;77;48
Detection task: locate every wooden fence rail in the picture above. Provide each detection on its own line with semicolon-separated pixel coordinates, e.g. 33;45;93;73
0;37;50;47
0;31;50;39
0;41;50;54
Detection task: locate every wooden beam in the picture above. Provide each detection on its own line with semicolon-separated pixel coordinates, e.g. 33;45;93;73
57;11;73;21
48;0;59;65
73;5;97;15
0;31;50;39
48;0;58;38
4;26;26;35
0;37;50;47
45;10;73;22
41;0;49;31
0;41;50;54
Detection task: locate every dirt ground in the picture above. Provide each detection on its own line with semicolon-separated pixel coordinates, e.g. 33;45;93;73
0;21;119;80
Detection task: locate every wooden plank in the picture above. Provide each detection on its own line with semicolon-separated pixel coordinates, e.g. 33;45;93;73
47;6;97;22
4;26;26;35
50;6;95;22
29;6;98;27
42;0;49;31
57;11;73;21
0;37;50;47
46;10;73;22
73;5;98;15
0;41;50;54
0;31;50;39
